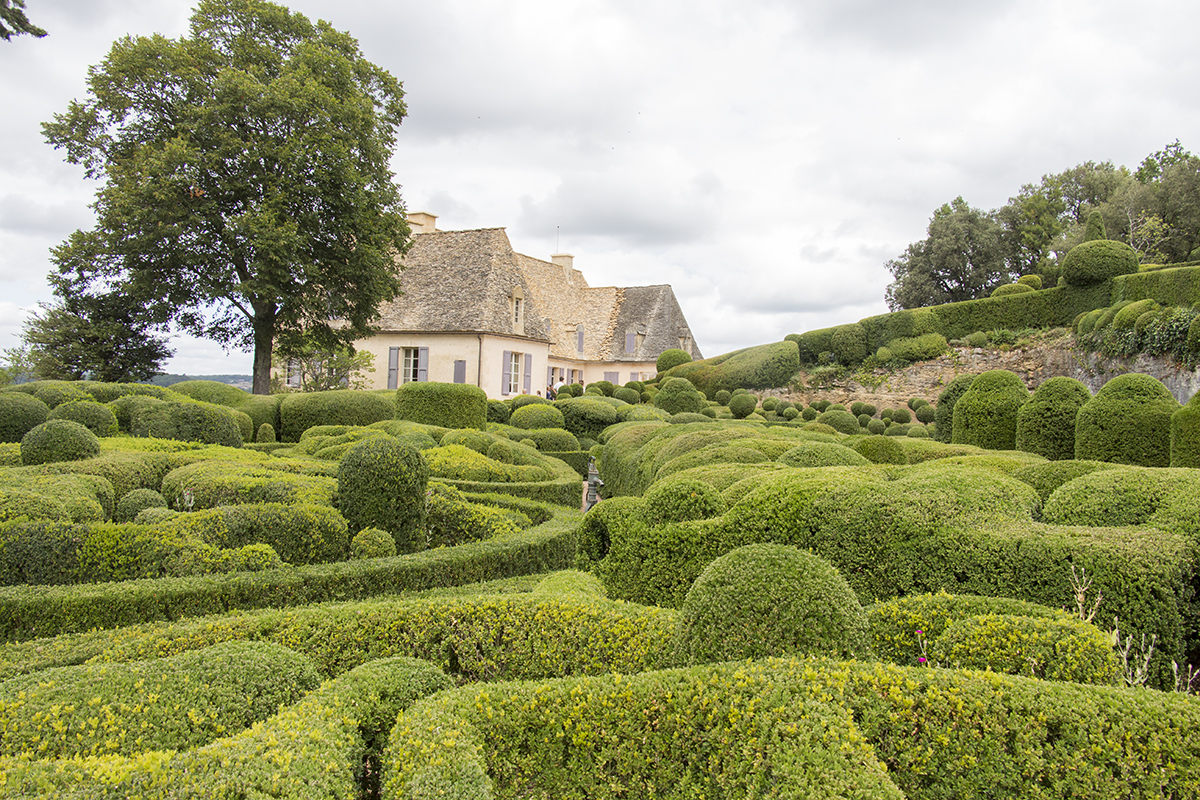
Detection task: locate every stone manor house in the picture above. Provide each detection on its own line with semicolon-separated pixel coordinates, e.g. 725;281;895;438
346;212;703;400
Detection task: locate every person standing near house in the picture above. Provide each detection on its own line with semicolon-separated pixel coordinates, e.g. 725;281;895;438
553;375;565;397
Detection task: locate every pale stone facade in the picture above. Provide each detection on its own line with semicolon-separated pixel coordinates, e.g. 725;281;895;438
353;213;703;399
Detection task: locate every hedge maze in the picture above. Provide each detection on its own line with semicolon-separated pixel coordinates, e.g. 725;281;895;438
0;352;1199;797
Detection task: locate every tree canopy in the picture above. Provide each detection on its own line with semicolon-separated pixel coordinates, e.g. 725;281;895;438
43;0;410;393
0;0;45;41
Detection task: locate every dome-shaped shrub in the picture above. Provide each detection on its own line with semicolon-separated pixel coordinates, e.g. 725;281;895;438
1112;299;1159;330
652;377;707;416
338;436;429;553
441;428;493;454
907;425;930;438
889;407;912;424
1060;239;1139;286
761;397;779;412
613;387;640;405
656;348;693;374
486;399;511;424
850;435;905;463
914;404;936;424
1172;391;1200;467
831;323;868;365
1015;377;1092;461
1075;373;1179;466
934;374;975;443
965;331;988;347
643;475;727;526
714;389;732;406
991;282;1035;297
884;423;909;436
256;423;276;443
727;393;758;419
20;419;101;466
777;442;869;468
510;394;549;411
856;413;871;427
395;382;486;431
1017;274;1043;290
951;370;1030;450
351;527;398;559
667;412;713;425
115;488;168;523
0;392;50;443
6;380;88;409
815;409;859;435
782;407;800;420
49;400;118;438
510;403;566;430
558;397;620;440
866;418;886;435
674;543;872;665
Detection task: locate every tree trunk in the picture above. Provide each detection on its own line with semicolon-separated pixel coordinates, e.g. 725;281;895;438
251;305;276;395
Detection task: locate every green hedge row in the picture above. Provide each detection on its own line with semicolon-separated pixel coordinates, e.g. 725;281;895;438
0;502;581;643
660;341;801;396
0;640;317;759
0;656;450;799
384;656;1200;800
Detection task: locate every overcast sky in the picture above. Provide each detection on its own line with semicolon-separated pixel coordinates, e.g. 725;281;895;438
2;0;1198;375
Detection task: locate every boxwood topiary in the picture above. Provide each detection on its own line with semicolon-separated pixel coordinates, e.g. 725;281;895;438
674;543;872;665
951;370;1030;451
914;404;936;424
777;442;869;468
139;401;244;447
934;373;975;443
0;392;50;443
866;417;887;435
510;403;566;430
338;436;429;554
486;399;511;424
965;330;988;347
727;393;758;419
256;423;276;443
115;488;168;523
890;406;912;424
1074;373;1179;466
906;425;930;438
830;323;868;365
651;377;707;416
1061;239;1139;286
714;389;731;405
1014;377;1092;461
557;397;620;440
1171;390;1200;467
20;419;101;466
5;380;89;409
49;400;119;438
644;475;727;526
394;382;487;432
351;526;398;559
1017;273;1043;290
656;348;693;374
815;409;859;435
991;282;1035;297
613;386;640;405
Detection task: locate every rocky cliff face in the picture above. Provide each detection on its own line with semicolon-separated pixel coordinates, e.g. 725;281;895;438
775;335;1200;408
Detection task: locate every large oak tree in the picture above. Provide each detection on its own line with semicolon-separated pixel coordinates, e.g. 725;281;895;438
44;0;410;393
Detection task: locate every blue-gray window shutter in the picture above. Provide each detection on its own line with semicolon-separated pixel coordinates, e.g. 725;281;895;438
417;347;429;382
501;350;512;395
625;331;635;353
577;325;584;352
604;371;619;384
387;347;399;390
523;353;533;394
546;366;554;388
454;360;466;384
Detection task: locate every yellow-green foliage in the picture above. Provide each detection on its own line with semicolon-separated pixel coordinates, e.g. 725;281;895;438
426;483;528;549
157;502;349;565
160;460;337;510
425;443;552;483
1041;466;1200;528
351;526;397;559
0;657;450;799
0;469;110;524
20;419;100;466
0;641;317;759
383;665;902;800
929;613;1120;685
290;424;390;459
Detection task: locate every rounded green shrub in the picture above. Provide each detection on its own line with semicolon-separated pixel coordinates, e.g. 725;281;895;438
395;382;486;432
1083;209;1107;241
667;412;713;425
1017;274;1043;290
859;403;876;417
486;399;511;424
884;423;909;436
234;542;284;572
866;418;886;435
727;393;758;419
914;404;936;424
613;387;640;405
965;330;988;348
991;282;1035;297
1113;298;1159;330
674;543;872;665
114;488;168;523
337;436;429;553
656;348;693;374
951;370;1030;451
848;435;905;464
890;407;912;424
6;380;88;409
644;475;727;526
557;397;620;440
777;442;869;468
815;409;859;435
139;401;244;447
906;425;930;438
1040;466;1200;527
714;389;732;405
279;390;395;442
809;399;830;412
590;380;615;397
440;428;493;454
801;406;818;421
651;377;707;416
1075;373;1179;466
48;400;118;438
1171;391;1200;467
256;422;276;443
876;346;894;361
1009;459;1119;504
1015;377;1092;461
830;323;868;365
503;426;580;452
351;526;398;559
169;379;250;406
761;397;779;412
510;394;548;411
1061;239;1139;286
20;419;101;466
510;403;566;430
857;413;871;427
929;613;1120;685
934;374;975;443
0;392;50;443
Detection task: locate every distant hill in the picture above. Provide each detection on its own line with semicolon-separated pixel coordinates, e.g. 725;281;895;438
150;374;253;390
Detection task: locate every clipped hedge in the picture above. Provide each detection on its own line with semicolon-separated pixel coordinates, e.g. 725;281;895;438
661;341;800;395
20;419;100;466
134;400;245;447
279;389;394;442
555;396;619;441
395;381;487;431
425;483;528;549
50;400;119;439
1062;239;1140;286
339;436;429;554
0;393;50;445
0;640;318;758
1015;376;1092;461
1074;373;1179;466
831;322;868;365
1172;390;1200;467
951;370;1030;451
160;460;337;510
158;502;350;565
933;373;975;443
509;402;565;430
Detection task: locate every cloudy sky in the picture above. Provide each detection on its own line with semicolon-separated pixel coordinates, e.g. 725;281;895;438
2;0;1197;374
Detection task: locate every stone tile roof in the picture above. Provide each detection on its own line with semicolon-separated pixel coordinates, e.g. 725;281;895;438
374;226;702;361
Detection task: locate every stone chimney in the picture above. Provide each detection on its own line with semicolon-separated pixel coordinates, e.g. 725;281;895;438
552;253;574;284
408;211;437;234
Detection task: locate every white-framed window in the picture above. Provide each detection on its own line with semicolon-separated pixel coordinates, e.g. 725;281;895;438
402;348;420;383
502;350;523;396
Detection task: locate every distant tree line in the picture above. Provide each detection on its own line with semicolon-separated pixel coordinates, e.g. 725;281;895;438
886;141;1200;310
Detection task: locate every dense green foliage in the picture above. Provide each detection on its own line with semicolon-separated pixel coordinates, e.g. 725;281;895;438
933;374;974;443
951;370;1030;450
279;390;393;442
655;348;693;374
1061;239;1140;285
1015;376;1092;460
0;393;49;444
47;400;118;438
1171;391;1200;467
396;381;487;430
651;377;707;415
1075;373;1179;466
20;419;100;465
338;436;429;553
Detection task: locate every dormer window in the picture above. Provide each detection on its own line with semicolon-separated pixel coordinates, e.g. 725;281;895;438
509;287;525;333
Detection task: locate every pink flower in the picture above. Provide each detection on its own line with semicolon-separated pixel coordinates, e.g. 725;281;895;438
918;657;927;664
